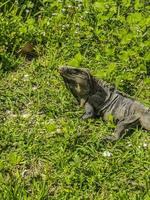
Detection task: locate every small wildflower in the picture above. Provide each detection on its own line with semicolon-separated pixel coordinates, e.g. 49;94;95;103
77;4;82;8
103;151;112;157
23;74;29;81
52;13;57;16
26;9;30;13
32;85;38;90
56;128;62;134
62;8;66;12
143;143;148;148
24;74;29;77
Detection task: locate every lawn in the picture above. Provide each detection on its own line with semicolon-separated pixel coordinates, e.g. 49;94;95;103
0;0;150;199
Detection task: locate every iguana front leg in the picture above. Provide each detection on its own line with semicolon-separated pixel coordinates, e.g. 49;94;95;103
104;115;140;142
81;92;106;120
82;102;95;119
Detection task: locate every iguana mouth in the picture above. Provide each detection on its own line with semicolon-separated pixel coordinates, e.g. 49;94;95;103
59;66;75;74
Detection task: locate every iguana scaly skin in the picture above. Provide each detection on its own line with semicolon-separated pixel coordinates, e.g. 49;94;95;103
59;66;150;142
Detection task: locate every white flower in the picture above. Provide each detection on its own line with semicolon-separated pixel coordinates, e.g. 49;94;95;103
103;151;112;157
26;9;30;13
32;85;38;90
23;74;29;81
143;143;148;148
24;74;29;77
56;128;62;134
52;13;57;16
77;4;82;8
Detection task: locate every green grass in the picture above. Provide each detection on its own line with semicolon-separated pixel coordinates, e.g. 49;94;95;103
0;0;150;199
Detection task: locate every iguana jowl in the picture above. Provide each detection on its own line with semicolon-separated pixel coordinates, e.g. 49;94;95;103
59;66;150;141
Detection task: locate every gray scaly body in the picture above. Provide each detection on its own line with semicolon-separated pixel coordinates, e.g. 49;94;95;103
59;66;150;141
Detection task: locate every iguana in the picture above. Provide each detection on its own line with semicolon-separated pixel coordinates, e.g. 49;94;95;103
59;66;150;142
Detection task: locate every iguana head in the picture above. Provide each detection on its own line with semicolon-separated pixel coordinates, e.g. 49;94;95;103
59;66;93;106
